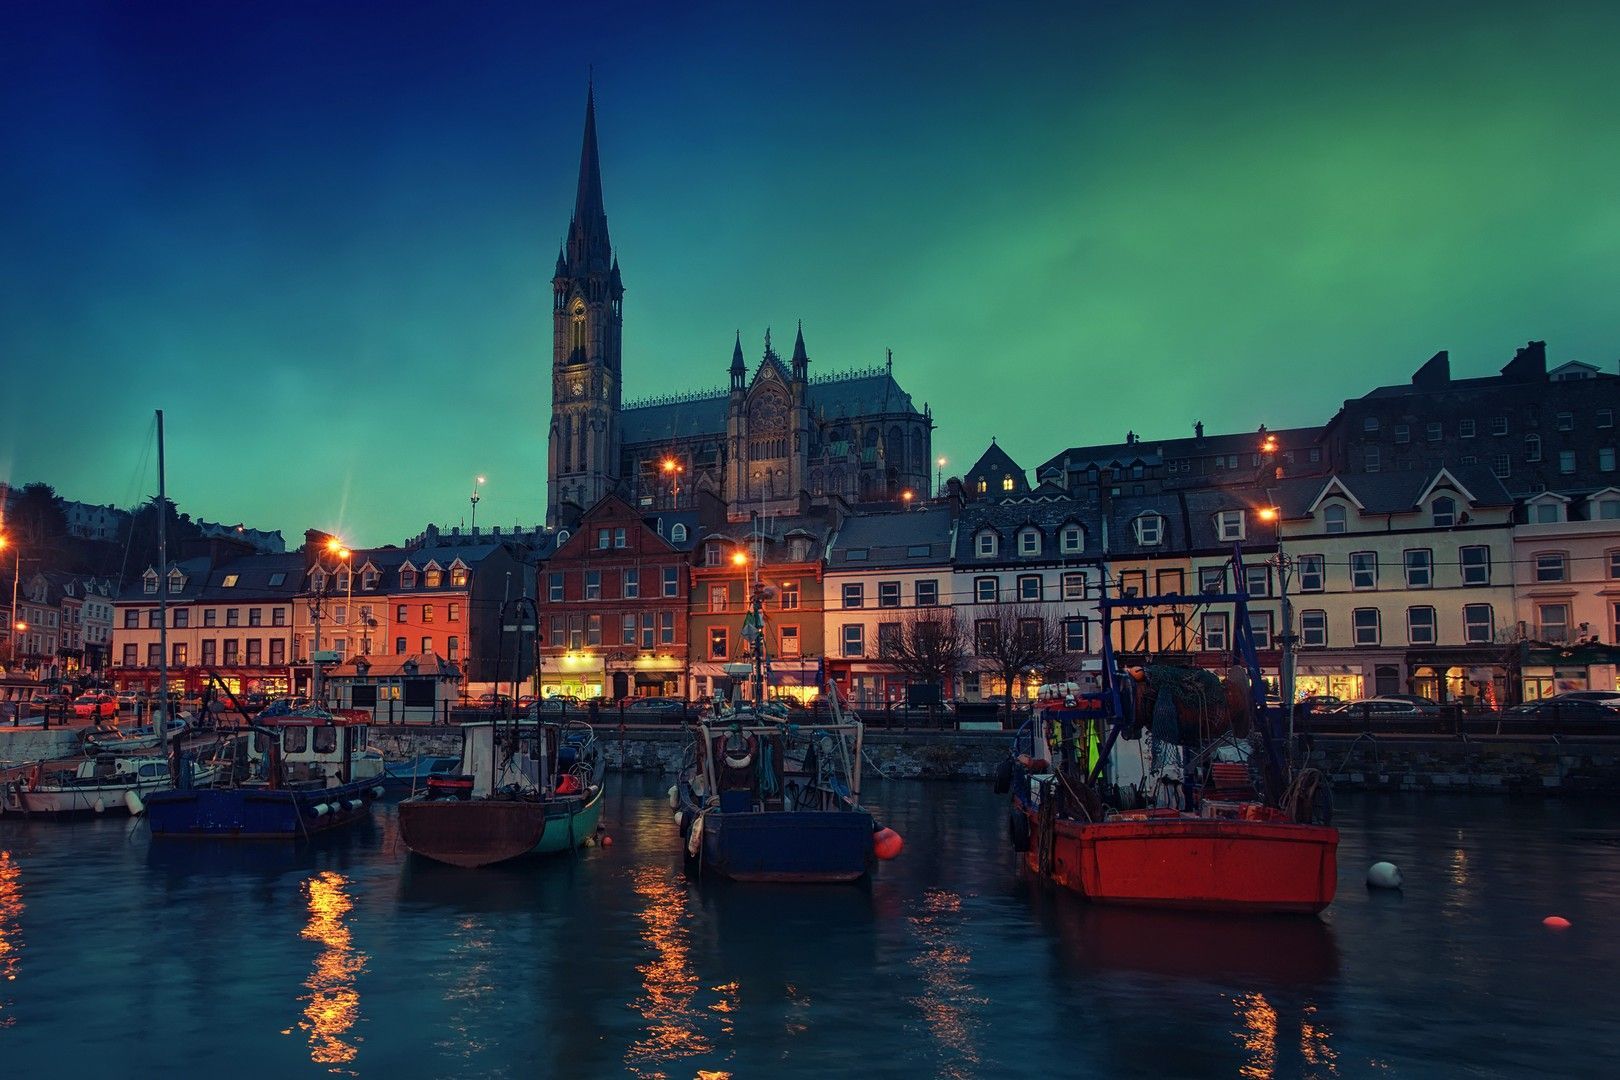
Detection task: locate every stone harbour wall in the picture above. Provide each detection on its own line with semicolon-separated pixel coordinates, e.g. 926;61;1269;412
367;725;1620;795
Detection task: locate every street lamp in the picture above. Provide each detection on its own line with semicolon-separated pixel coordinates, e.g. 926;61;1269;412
661;457;683;508
310;538;352;708
470;475;486;534
936;456;948;494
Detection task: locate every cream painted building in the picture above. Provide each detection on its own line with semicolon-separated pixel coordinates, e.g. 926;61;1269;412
1511;487;1620;697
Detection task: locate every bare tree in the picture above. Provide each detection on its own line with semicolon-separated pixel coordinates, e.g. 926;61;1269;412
884;607;969;693
972;603;1068;721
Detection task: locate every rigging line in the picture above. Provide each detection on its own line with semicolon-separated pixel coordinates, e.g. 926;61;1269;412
116;415;159;594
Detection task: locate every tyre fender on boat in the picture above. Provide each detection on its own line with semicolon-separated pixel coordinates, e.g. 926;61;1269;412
992;759;1014;795
124;790;145;816
1009;808;1031;852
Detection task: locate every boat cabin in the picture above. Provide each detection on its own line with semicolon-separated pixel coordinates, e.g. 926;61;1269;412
686;719;864;815
247;712;381;787
456;721;565;798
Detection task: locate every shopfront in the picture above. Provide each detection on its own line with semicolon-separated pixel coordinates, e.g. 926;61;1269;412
540;652;604;700
604;654;685;700
1520;644;1620;701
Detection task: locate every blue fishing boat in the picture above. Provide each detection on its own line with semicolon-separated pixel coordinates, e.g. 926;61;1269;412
144;706;385;839
673;700;897;883
396;719;604;867
381;754;464;791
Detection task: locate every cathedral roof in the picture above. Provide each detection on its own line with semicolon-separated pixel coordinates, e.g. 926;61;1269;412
620;370;921;446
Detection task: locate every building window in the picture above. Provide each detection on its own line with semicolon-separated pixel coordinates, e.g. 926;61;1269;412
448;602;460;622
709;585;729;613
361;569;378;590
422;604;434;623
1298;555;1324;592
1062;572;1087;602
1600;448;1616;473
842;582;864;609
225;608;240;627
1300;609;1328;647
1463;603;1494;644
396;603;408;623
200;639;217;666
1558;450;1576;474
545;573;561;603
670;523;688;543
1198;566;1225;594
1556;411;1574;432
1404;549;1432;588
1362;416;1379;432
245;607;260;627
1531;501;1562;524
1394;424;1410;444
1060;525;1084;553
1407;606;1437;645
780;625;801;657
1120;570;1147;597
1017;575;1042;602
1201;613;1228;651
424;568;443;588
877;622;901;658
1425;421;1442;442
614;527;627;549
1134;514;1163;546
221;639;238;664
596;529;611;550
1460;545;1490;585
1538;603;1569;643
1249;611;1273;649
915;579;939;607
581;570;599;600
450;566;468;587
1350;551;1377;589
663;566;680;597
1324;504;1347;534
1243;565;1269;597
1492;454;1511;479
1018;529;1040;556
975;620;996;656
623;568;639;599
123;609;139;629
1535;553;1567;582
1064;618;1089;652
395;637;406;655
781;580;802;609
704;542;723;567
586;614;602;646
640;613;655;649
1459;419;1475;438
1364;446;1381;472
1001;474;1015;492
1491;416;1508;436
841;624;864;657
878;581;901;608
1432;497;1456;528
1216;510;1245;541
621;613;636;646
660;611;675;644
975;577;998;603
1352;608;1380;646
975;530;997;557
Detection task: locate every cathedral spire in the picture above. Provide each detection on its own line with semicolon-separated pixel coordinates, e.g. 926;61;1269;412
791;320;809;379
567;81;610;271
730;331;746;391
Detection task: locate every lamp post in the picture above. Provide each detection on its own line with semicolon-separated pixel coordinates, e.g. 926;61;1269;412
661;457;683;509
470;475;486;534
309;537;351;709
1258;502;1296;746
936;456;947;495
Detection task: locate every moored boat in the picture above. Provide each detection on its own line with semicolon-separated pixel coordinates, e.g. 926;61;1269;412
5;755;218;817
396;719;604;867
144;706;384;839
1002;544;1337;914
81;719;189;756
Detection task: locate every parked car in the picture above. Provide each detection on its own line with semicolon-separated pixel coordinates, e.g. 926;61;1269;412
1504;699;1620;720
1375;693;1444;712
1321;697;1426;717
72;693;119;719
115;691;141;709
1545;690;1620;706
624;697;686;717
475;692;514;709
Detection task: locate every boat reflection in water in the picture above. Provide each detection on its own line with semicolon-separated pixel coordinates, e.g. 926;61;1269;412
908;888;985;1080
297;871;366;1071
0;851;21;1029
625;865;726;1080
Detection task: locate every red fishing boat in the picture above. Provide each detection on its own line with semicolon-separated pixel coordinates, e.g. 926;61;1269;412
1001;544;1337;914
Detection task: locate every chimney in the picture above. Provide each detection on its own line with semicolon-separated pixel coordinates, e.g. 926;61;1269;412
1501;340;1548;382
1412;350;1450;390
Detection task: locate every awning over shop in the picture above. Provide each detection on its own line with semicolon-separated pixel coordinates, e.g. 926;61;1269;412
1523;642;1620;667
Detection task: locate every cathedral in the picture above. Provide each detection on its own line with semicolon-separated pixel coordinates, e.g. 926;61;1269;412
545;89;933;527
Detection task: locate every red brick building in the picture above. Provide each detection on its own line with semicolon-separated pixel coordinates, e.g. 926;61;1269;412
537;496;699;699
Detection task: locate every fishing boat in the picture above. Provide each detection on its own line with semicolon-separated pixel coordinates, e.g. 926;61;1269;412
143;705;385;839
1000;544;1338;914
81;719;189;755
4;755;218;817
381;753;464;792
396;719;604;867
673;690;897;883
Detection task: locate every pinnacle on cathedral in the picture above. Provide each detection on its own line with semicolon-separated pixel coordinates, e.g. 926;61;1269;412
563;82;612;276
791;320;809;378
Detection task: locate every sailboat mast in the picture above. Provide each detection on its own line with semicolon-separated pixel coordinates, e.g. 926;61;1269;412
156;409;172;759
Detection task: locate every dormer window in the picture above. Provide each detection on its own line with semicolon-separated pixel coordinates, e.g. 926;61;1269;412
1432;496;1456;528
704;541;724;567
1060;524;1084;553
336;568;351;592
450;565;468;587
425;568;443;588
1215;510;1245;542
167;570;185;594
1596;497;1620;521
311;568;327;593
1134;514;1164;546
143;571;158;595
975;530;998;558
1017;528;1041;556
1324;504;1347;534
1531;500;1564;524
670;523;688;543
362;568;379;590
975;479;987;494
400;567;418;590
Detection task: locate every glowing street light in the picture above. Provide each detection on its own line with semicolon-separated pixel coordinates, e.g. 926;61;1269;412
901;489;914;508
1257;506;1279;523
730;550;749;567
470;475;486;534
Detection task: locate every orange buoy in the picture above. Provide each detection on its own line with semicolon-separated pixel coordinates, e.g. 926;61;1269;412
601;834;614;847
873;827;903;861
1543;915;1571;929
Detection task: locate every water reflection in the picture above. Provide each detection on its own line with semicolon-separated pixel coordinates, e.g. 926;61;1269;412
1232;991;1340;1079
626;865;720;1079
908;888;986;1079
297;871;365;1072
0;851;21;1029
435;915;496;1062
1234;991;1277;1079
1300;1002;1338;1075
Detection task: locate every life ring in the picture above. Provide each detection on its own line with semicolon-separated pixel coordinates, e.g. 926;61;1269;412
720;733;756;770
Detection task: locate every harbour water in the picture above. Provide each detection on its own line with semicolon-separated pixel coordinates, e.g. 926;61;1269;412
1;778;1616;1078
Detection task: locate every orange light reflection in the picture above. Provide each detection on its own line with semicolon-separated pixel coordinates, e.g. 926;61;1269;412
298;871;366;1072
908;889;985;1079
0;852;22;1030
1300;1003;1339;1075
1235;991;1278;1079
626;866;721;1079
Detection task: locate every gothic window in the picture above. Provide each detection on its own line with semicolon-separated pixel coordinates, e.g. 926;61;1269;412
748;388;790;461
886;425;904;465
570;301;587;360
910;429;925;473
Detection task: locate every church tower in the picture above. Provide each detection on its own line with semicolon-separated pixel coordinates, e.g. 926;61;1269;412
546;84;624;527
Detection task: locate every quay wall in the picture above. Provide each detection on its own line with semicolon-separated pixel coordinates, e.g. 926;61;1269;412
368;726;1620;795
0;727;83;765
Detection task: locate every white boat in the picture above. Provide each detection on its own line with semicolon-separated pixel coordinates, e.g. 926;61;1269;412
81;719;189;755
5;755;217;816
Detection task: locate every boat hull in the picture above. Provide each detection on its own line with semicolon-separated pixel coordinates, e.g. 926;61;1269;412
15;776;173;816
145;779;379;839
398;786;603;868
1026;811;1338;914
688;809;874;883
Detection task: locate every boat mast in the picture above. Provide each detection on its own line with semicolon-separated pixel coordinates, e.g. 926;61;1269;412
155;409;173;770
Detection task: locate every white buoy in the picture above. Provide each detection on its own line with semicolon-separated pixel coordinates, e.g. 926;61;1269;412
312;803;331;816
124;790;145;816
93;798;106;815
1367;861;1403;889
348;799;362;811
673;810;684;829
370;786;385;799
668;784;679;809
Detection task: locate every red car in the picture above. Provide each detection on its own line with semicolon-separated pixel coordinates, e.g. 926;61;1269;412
72;693;119;719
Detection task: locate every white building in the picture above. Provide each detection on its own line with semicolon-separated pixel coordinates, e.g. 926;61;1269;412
1511;487;1620;697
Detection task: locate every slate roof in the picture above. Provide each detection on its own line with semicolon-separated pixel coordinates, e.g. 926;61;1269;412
1268;465;1513;518
1038;426;1324;477
619;371;920;446
825;506;954;569
953;498;1099;562
964;440;1028;494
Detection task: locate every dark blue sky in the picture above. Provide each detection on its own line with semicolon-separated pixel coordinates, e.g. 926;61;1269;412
5;1;1619;545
